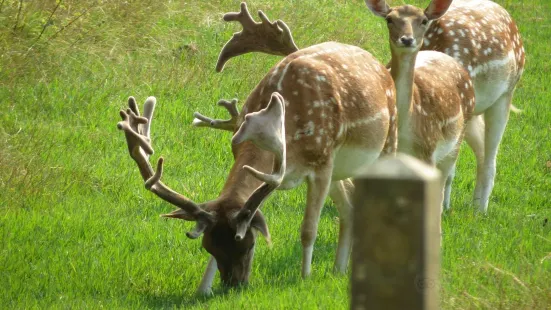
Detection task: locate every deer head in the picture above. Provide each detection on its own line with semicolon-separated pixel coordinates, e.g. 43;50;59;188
117;94;289;286
365;0;453;51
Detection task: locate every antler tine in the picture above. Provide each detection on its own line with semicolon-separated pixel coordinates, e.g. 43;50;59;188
142;96;156;138
192;98;239;132
128;96;140;117
231;92;287;241
118;96;215;238
223;2;257;29
218;98;239;117
215;2;299;72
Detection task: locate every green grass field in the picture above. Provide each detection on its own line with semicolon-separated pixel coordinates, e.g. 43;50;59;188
1;0;550;308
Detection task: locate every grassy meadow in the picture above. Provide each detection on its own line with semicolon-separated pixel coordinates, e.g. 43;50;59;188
1;0;550;308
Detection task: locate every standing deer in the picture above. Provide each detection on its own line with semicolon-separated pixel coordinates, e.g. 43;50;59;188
364;0;477;211
418;0;526;213
217;2;474;211
117;42;396;293
219;1;525;213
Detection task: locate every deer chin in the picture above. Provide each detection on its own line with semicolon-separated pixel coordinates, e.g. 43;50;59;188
201;218;258;288
218;246;255;288
392;42;422;52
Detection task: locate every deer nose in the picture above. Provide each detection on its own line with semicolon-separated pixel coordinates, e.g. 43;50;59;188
400;36;415;47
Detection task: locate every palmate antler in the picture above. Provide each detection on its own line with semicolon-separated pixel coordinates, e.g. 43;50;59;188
231;92;287;241
216;2;299;72
117;96;215;239
192;98;239;131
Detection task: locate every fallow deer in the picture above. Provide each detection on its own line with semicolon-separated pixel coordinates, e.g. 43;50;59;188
418;0;526;213
220;2;475;210
364;0;477;211
218;1;524;213
117;42;396;293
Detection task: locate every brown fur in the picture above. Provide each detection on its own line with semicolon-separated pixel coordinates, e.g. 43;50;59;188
422;1;525;87
201;42;397;287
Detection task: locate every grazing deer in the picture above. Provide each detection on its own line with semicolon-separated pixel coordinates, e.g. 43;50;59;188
117;42;397;293
364;0;477;211
418;0;526;213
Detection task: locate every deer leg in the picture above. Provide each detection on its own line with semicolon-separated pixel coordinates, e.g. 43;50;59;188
196;256;217;295
301;169;332;278
437;150;459;213
442;162;456;212
479;92;513;213
329;179;354;274
435;150;460;249
464;114;485;207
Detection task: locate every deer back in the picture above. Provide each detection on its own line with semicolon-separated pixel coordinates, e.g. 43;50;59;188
236;42;396;181
408;51;475;161
422;0;525;109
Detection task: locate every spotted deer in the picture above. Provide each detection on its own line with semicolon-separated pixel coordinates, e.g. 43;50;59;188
220;1;524;213
418;0;526;213
217;2;472;211
363;0;478;211
117;42;396;293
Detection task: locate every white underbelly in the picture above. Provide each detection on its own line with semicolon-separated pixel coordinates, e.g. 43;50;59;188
278;166;308;190
432;137;460;164
331;146;382;181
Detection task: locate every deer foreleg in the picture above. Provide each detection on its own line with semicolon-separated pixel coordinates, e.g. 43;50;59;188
196;256;217;296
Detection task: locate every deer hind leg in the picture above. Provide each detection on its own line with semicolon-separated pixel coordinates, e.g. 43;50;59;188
437;150;460;213
196;256;218;295
328;178;354;274
464;114;485;208
443;162;456;212
479;92;513;213
301;168;332;278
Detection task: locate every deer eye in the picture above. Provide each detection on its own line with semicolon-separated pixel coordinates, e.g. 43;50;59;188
421;19;429;25
386;17;393;24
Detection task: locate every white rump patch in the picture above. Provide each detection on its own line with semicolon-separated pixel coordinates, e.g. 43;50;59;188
470;50;515;77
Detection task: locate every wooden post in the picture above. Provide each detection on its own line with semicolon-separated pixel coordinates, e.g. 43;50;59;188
350;153;441;310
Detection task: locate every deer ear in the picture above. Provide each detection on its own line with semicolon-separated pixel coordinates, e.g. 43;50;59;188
424;0;453;20
251;210;272;246
364;0;390;17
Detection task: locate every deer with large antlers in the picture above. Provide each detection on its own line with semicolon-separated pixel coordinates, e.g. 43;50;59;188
118;42;396;293
217;2;474;211
417;0;526;213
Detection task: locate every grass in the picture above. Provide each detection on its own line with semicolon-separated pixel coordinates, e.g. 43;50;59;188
1;0;550;308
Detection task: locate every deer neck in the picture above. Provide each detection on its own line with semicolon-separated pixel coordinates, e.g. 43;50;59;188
389;48;419;131
219;141;274;204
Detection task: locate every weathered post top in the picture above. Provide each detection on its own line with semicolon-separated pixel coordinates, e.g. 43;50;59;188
351;153;441;310
361;153;441;180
